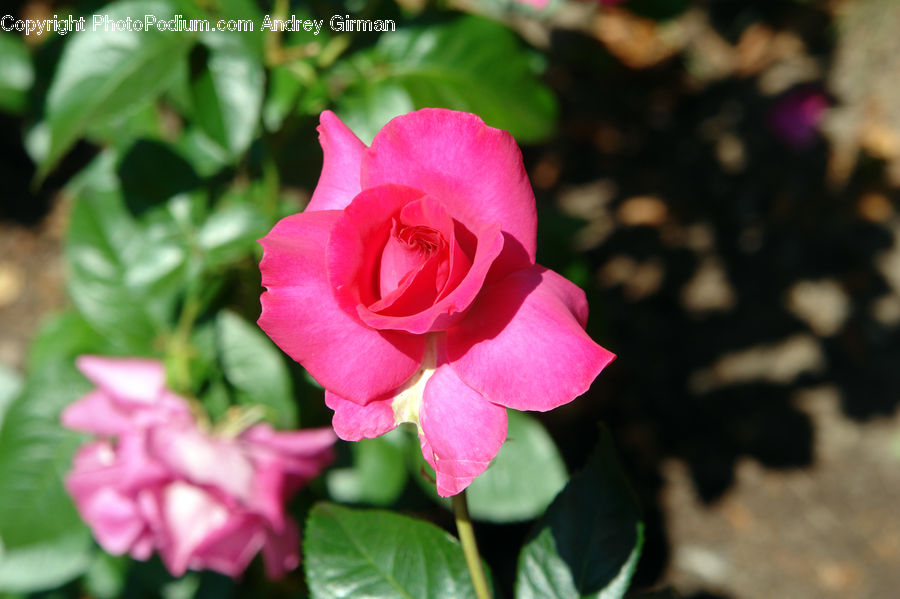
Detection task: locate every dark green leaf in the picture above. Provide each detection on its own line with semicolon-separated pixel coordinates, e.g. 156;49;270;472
516;428;644;599
411;411;568;522
326;429;409;506
304;503;477;599
331;16;556;143
0;313;110;592
117;139;201;212
41;0;194;176
216;310;297;427
190;31;264;159
0;33;33;114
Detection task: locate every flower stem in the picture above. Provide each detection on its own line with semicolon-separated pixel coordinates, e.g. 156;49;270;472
451;490;492;599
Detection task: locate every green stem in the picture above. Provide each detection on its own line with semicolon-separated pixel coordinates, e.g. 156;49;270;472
166;278;202;395
451;490;492;599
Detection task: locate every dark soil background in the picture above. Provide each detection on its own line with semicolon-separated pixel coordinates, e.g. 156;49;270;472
3;1;900;598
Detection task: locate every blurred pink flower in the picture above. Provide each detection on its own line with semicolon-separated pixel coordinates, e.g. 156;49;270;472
515;0;550;9
767;88;828;150
258;109;615;497
62;355;335;579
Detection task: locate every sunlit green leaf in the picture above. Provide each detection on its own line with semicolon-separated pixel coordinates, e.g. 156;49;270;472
65;152;189;352
305;503;478;599
197;201;269;268
0;364;22;431
216;310;297;427
0;33;33;114
331;15;556;144
190;31;263;159
41;0;194;177
0;313;109;593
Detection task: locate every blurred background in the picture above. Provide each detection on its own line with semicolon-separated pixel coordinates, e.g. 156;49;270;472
2;0;900;598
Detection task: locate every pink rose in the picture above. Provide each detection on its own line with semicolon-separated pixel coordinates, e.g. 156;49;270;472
62;356;335;579
258;109;615;497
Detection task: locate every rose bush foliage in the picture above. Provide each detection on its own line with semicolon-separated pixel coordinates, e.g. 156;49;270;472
258;109;615;496
61;356;335;578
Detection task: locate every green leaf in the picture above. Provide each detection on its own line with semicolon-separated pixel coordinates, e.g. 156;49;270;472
199;0;265;59
264;65;306;131
65;153;189;352
0;33;34;114
304;503;478;599
411;411;568;522
84;102;167;153
263;17;330;129
467;411;568;522
0;313;110;592
331;16;556;144
41;0;194;177
516;428;644;599
190;32;264;159
197;200;269;268
326;429;409;506
174;127;231;177
215;310;297;427
0;531;93;593
82;552;129;599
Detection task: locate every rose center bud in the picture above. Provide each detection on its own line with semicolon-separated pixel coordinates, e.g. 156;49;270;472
398;225;443;256
370;220;450;315
367;195;473;318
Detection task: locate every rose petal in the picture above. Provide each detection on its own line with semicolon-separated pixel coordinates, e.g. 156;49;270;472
66;437;169;500
447;265;616;411
262;518;301;579
65;443;147;555
324;390;397;441
78;487;147;555
259;210;425;404
306;110;367;212
378;221;436;298
61;389;134;436
361;108;536;278
241;424;337;461
190;513;269;578
419;363;508;497
150;423;255;506
75;356;166;404
369;250;442;315
158;482;230;577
